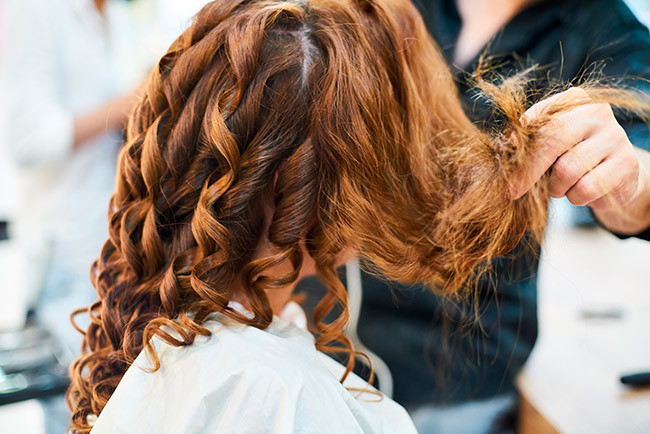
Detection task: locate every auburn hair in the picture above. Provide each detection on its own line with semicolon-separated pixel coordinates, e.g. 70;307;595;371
66;0;649;431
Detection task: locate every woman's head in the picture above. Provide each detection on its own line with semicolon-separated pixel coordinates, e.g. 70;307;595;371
67;0;558;431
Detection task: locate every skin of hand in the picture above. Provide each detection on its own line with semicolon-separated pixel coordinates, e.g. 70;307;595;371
512;87;650;235
72;80;146;150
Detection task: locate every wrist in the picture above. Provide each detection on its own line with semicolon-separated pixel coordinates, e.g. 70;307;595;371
593;161;650;235
632;159;650;229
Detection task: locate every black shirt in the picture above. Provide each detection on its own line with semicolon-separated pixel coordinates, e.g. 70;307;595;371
356;0;650;408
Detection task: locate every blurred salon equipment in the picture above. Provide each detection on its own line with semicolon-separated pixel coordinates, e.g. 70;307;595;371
517;199;650;434
0;325;71;406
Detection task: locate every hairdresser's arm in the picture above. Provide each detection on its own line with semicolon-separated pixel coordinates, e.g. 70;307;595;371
512;88;650;235
72;89;141;150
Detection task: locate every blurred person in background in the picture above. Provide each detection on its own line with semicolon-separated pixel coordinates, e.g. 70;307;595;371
297;1;650;433
0;1;145;431
0;0;16;227
0;0;146;352
0;0;212;345
0;0;213;432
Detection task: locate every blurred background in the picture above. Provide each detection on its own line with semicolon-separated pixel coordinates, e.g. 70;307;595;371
0;1;650;433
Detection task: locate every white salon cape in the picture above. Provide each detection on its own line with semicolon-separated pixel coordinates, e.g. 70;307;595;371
91;302;417;433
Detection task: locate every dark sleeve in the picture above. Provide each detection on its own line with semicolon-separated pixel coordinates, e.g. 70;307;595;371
581;0;650;152
577;1;650;241
630;227;650;241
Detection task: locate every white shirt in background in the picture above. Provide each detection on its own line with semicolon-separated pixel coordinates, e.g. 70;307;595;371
0;0;210;342
0;0;128;344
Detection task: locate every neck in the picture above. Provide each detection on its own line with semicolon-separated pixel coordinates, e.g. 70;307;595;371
266;283;298;316
246;241;316;317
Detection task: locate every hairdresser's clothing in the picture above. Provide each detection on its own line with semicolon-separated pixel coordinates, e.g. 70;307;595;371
632;226;650;241
91;302;417;434
350;0;650;413
420;0;650;149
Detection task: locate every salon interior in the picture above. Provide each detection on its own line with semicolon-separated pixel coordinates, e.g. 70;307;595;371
0;0;649;433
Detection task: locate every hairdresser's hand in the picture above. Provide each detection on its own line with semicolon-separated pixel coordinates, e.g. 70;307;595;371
512;87;650;235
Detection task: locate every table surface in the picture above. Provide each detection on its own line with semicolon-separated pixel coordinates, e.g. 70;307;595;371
519;208;650;434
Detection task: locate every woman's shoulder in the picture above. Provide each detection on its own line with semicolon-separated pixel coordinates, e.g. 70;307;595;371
150;316;333;389
91;318;364;433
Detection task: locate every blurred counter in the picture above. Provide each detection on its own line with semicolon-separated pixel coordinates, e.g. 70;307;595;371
518;208;650;433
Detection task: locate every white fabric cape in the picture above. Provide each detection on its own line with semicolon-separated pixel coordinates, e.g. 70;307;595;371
91;302;417;433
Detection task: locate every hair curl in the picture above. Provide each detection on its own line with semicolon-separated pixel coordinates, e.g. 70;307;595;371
66;0;650;432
